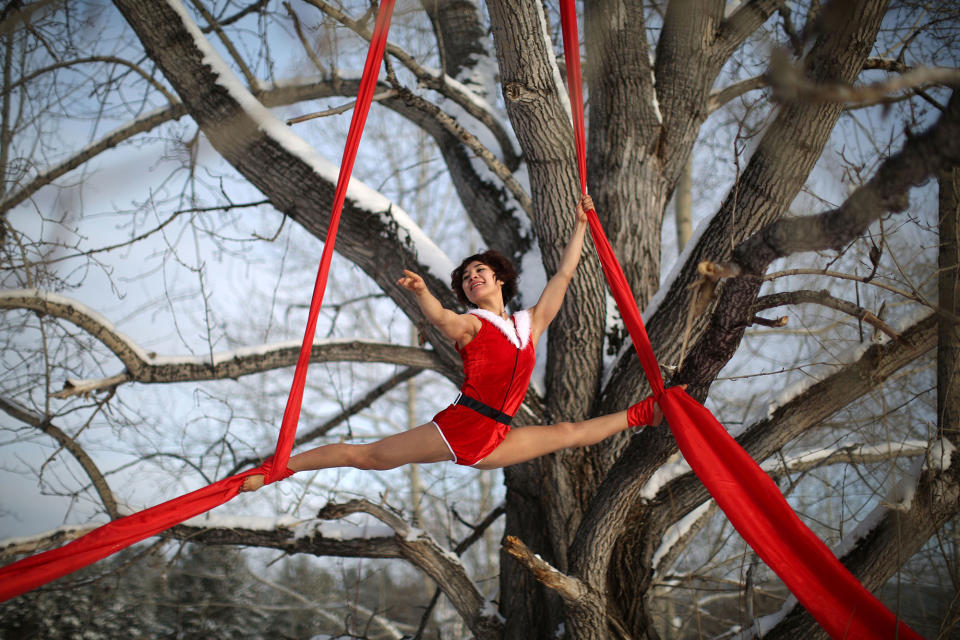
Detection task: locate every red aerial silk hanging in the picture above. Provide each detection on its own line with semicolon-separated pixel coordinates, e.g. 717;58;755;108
557;2;920;638
0;0;397;603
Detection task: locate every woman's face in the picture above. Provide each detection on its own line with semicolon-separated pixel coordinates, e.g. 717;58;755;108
461;261;503;304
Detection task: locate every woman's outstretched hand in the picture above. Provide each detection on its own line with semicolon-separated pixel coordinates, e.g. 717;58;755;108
397;269;426;294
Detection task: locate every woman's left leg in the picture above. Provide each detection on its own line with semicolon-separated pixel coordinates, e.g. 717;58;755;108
474;410;631;470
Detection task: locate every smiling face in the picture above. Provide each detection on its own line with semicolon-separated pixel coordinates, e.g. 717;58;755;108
461;261;504;306
450;249;518;309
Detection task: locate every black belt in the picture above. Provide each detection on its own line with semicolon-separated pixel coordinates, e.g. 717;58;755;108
455;393;513;426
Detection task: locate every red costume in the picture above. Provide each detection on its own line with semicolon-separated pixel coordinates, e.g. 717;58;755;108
432;309;536;465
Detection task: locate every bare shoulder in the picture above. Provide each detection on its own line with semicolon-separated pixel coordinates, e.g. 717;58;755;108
454;312;483;347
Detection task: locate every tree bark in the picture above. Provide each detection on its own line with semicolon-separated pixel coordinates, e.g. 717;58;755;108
485;1;610;636
603;0;891;413
938;166;960;440
111;0;465;374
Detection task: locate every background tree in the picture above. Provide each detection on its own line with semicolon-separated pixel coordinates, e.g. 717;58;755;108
1;0;959;638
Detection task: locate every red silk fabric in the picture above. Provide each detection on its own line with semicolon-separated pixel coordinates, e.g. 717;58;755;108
558;2;920;638
0;0;396;602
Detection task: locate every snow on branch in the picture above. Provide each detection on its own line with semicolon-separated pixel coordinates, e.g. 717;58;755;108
0;289;449;398
0;524;99;559
302;0;520;170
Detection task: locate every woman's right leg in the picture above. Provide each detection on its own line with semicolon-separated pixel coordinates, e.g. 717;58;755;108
289;423;454;472
240;423;453;491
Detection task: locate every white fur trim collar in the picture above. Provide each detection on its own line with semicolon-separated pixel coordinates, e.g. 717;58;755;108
469;309;531;350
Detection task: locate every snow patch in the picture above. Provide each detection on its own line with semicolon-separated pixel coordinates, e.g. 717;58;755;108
724;595;797;639
0;524;98;550
482;599;506;623
293;518;394;540
641;455;691;500
162;0;454;282
652;502;711;571
927;438;957;473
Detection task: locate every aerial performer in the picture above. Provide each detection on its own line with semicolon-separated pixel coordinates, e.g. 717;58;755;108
241;193;661;491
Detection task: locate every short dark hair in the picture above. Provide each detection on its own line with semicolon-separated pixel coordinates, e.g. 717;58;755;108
450;250;518;308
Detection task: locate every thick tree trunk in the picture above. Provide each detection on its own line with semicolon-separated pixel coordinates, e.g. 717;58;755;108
484;1;609;635
585;0;665;304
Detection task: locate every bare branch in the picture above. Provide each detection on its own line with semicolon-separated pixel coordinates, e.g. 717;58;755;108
707;58;958;114
0;395;119;518
764;268;925;303
707;74;767;113
752;288;904;342
503;535;591;604
0;105;186;214
390;85;532;215
770;53;960;108
286;89;398;125
302;0;520;171
0;289;451;397
200;0;269;33
4;55;179;103
282;1;326;74
187;0;259;92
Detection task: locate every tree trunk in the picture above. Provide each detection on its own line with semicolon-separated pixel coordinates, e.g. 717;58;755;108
938;166;960;440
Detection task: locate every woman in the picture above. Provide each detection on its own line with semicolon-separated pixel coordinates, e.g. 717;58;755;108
241;194;659;492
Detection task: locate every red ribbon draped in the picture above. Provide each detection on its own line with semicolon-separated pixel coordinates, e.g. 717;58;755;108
0;0;396;602
558;2;920;638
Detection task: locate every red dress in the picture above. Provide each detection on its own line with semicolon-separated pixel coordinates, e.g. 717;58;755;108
432;309;536;465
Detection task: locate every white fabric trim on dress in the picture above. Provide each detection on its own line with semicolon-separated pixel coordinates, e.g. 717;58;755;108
468;308;531;350
431;421;458;462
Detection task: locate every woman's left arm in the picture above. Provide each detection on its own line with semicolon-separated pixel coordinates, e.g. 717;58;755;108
529;194;592;341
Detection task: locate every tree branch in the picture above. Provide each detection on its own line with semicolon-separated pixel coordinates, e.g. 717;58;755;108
0;289;452;397
752;288;904;342
717;0;787;60
605;0;890;413
316;499;503;640
0;395;119;518
302;0;520;171
0;524;99;559
769;55;960;108
676;89;960;392
572;312;937;610
503;535;592;604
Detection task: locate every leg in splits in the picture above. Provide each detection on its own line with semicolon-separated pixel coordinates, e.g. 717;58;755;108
474;401;662;470
240;423;452;491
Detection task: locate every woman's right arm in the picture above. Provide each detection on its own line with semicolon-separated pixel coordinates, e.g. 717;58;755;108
397;269;479;344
